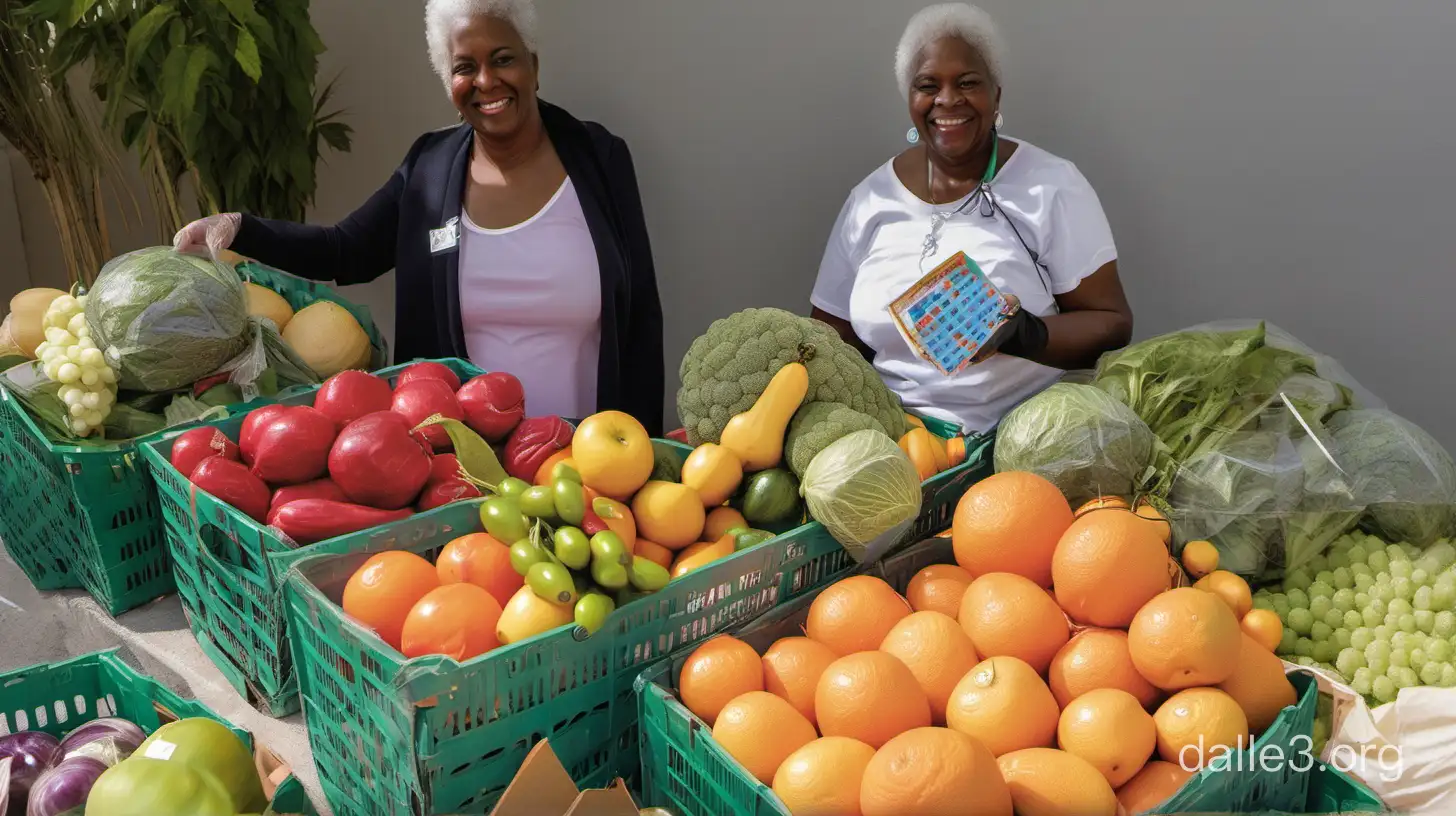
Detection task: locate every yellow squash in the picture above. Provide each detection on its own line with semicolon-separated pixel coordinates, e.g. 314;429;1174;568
720;362;807;471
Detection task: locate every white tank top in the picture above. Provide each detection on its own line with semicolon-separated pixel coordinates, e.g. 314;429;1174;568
458;177;602;420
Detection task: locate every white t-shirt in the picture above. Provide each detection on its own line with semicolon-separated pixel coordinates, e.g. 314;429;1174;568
811;138;1117;434
458;178;602;420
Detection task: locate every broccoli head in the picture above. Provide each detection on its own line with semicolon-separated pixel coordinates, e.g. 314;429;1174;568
676;308;908;445
784;401;887;477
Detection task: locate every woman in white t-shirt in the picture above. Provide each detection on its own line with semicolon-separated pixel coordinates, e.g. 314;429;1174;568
811;3;1133;435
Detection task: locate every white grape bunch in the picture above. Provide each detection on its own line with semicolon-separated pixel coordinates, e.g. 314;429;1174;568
1259;531;1456;706
32;292;118;436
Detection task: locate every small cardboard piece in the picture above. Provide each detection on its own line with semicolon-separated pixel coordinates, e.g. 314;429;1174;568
489;740;640;816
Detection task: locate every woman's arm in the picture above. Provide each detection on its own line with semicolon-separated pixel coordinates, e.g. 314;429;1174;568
1009;261;1132;370
231;172;402;286
810;307;876;362
605;139;666;436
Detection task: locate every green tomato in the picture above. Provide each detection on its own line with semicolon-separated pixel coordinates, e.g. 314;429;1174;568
590;531;630;568
574;593;616;635
552;462;582;484
733;529;775;552
482;497;529;543
553;526;592;570
554;479;586;526
591;558;630;590
509;539;548;575
519;485;558;519
628;556;671;592
496;477;531;499
527;562;579;606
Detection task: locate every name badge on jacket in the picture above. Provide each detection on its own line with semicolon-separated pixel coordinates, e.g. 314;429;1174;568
429;216;460;254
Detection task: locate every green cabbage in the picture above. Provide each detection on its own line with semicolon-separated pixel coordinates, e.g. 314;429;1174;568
994;383;1159;507
802;429;922;563
85;247;250;392
1323;410;1456;547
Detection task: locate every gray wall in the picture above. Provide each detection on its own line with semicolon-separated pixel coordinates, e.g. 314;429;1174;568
8;0;1455;450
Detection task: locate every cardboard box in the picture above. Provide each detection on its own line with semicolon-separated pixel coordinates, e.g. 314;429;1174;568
488;740;642;816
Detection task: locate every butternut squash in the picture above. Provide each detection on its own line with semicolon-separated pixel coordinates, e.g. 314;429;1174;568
898;428;944;482
8;287;67;357
720;362;807;471
681;442;743;507
904;413;927;430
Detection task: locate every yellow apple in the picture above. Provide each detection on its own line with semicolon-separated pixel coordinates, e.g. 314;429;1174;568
572;411;655;501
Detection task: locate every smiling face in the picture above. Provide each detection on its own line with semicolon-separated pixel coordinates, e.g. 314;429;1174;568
909;36;1001;165
447;14;539;141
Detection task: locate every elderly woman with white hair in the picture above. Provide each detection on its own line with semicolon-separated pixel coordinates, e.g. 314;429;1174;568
811;3;1132;435
173;0;664;433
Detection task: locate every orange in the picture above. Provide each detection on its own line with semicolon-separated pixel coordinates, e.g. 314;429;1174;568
763;637;838;727
435;533;523;607
342;551;441;650
1075;496;1131;517
679;635;764;726
1053;510;1172;628
1128;588;1242;690
496;584;574;645
704;505;749;541
1057;689;1156;787
905;564;974;618
1180;540;1219;579
1048;629;1161;710
1216;634;1298;732
860;727;1013;816
1240;609;1284;653
1116;761;1193;814
1153;688;1249;768
682;443;744;507
1194;570;1254;619
533;447;574;485
805;576;912;656
635;538;674;571
997;748;1119;816
632;480;706;550
958;573;1069;674
945;656;1059;757
772;737;875;816
952;471;1073;588
1134;500;1173;546
815;651;931;749
399;583;502;661
713;691;817;784
879;611;979;724
670;535;735;579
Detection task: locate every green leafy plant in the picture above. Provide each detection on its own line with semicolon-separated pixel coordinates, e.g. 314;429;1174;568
33;0;352;235
0;0;128;285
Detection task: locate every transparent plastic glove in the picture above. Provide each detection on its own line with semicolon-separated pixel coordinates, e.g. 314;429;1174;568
172;213;242;260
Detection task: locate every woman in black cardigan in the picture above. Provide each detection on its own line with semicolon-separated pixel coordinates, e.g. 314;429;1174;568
173;0;665;434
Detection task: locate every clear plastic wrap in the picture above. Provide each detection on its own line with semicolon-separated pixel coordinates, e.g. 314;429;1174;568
997;321;1455;583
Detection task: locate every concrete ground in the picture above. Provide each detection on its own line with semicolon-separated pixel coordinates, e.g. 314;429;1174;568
0;542;331;815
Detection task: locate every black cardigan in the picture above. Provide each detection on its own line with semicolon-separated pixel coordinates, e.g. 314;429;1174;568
233;101;665;435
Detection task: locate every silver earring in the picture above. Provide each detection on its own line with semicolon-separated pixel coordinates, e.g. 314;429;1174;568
994;110;1004;129
906;126;920;145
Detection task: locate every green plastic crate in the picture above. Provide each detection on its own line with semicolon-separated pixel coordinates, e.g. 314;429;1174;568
137;358;482;718
0;263;384;616
1304;765;1386;813
282;430;994;815
638;537;1323;816
0;649;316;815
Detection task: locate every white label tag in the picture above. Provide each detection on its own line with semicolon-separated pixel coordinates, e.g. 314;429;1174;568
143;739;177;760
429;217;460;254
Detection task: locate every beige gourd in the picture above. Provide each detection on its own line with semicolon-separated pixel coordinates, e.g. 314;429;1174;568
8;288;67;357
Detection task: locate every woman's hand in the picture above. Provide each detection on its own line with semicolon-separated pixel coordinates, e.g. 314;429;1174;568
173;213;242;259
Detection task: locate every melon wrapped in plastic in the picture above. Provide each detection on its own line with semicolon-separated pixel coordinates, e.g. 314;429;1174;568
802;429;922;564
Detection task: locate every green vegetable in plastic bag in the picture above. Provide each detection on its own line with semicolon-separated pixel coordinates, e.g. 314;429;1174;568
1322;410;1456;548
994;383;1160;507
802;429;922;564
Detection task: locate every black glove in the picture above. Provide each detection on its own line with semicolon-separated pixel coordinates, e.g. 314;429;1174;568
971;295;1049;364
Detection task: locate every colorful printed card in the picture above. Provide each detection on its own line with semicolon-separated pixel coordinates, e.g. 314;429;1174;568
888;251;1010;376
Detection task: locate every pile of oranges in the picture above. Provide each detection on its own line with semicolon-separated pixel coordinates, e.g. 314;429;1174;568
674;471;1299;816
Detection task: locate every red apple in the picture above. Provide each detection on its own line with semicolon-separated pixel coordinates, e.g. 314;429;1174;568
314;370;393;429
503;416;574;483
391;379;464;452
457;372;526;442
394;361;461;392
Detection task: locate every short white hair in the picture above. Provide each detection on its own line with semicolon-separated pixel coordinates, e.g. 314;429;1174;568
425;0;539;87
895;3;1006;97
